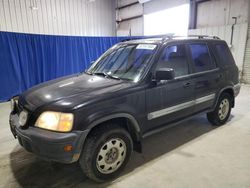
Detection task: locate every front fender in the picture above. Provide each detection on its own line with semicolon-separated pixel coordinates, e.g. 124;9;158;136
87;112;141;133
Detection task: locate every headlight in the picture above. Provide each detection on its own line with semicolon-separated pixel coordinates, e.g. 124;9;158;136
35;111;74;132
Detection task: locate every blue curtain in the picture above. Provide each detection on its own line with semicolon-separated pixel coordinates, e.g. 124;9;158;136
0;32;138;102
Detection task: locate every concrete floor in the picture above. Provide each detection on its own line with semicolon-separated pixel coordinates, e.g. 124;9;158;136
0;85;250;188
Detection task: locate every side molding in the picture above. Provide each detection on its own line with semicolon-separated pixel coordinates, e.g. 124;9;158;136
148;93;215;120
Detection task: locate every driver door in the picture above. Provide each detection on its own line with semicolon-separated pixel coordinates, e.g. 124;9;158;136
145;43;195;131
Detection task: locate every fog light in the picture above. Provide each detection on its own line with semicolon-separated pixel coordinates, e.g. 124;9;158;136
19;111;28;126
64;145;73;152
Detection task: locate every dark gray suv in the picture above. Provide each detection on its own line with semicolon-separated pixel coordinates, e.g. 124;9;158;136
9;35;241;182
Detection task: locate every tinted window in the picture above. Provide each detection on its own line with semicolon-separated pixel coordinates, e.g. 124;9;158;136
157;44;189;77
89;44;156;82
215;43;234;66
189;44;216;72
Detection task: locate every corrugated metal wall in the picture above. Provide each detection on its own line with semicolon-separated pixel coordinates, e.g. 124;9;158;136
189;23;248;74
197;0;249;28
143;0;188;15
0;0;116;36
116;0;143;36
242;8;250;83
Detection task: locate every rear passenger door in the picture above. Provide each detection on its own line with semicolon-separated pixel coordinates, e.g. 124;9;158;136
187;43;221;112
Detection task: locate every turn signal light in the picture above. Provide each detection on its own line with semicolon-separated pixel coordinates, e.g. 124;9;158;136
63;145;73;152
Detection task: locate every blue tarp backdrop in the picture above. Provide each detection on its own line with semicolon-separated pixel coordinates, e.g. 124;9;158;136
0;31;135;102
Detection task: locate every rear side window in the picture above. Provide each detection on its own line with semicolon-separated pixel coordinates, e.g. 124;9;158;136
189;44;216;73
214;43;235;66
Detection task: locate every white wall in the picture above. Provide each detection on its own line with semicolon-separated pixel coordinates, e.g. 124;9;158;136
116;0;189;36
0;0;116;36
144;0;188;14
197;0;249;28
117;17;143;36
144;3;190;35
116;0;143;36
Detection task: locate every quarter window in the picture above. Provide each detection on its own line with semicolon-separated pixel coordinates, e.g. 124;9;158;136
189;44;216;72
157;44;189;77
214;43;234;66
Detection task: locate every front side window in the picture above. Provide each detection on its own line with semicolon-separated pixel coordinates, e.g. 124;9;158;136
156;44;189;77
88;44;157;82
189;44;216;72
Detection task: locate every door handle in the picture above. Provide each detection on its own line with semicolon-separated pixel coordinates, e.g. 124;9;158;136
183;82;191;88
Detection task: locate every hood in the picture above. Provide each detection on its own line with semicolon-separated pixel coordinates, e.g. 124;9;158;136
20;73;132;111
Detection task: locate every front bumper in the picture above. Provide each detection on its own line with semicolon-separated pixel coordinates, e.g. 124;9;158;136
9;114;89;163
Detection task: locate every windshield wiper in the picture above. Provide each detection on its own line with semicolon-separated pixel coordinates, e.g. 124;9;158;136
93;72;107;77
93;72;121;80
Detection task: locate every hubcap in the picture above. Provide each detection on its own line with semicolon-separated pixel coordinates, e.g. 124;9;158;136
96;138;126;174
218;98;230;120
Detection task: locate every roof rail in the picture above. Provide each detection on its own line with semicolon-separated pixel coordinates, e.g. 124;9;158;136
121;37;144;42
161;33;175;41
187;35;220;39
121;33;175;42
120;34;220;43
161;34;220;42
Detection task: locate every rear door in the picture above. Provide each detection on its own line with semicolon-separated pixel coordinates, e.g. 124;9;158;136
187;42;222;113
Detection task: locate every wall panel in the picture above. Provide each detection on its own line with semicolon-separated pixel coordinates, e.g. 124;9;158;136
197;0;249;28
0;0;115;36
117;17;143;36
242;10;250;83
144;0;188;14
116;0;143;36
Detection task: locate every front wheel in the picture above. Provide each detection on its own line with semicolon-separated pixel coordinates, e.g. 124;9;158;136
79;124;133;182
207;93;233;126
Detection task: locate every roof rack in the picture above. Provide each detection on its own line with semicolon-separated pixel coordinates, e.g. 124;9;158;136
185;35;220;39
121;34;220;43
161;33;175;41
121;34;174;42
160;34;220;42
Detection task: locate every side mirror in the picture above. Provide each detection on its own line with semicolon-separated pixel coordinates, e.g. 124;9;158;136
155;68;175;81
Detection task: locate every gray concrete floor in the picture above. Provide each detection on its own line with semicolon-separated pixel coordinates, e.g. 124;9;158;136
0;85;250;188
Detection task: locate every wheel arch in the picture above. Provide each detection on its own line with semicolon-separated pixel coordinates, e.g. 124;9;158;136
86;113;142;152
215;87;235;108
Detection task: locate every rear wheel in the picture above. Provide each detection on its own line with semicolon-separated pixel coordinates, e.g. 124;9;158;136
79;124;133;182
207;93;233;126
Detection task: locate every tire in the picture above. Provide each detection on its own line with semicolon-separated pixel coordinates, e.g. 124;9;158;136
207;93;233;126
79;124;133;182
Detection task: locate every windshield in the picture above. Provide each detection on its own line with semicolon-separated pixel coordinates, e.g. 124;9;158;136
87;44;157;82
